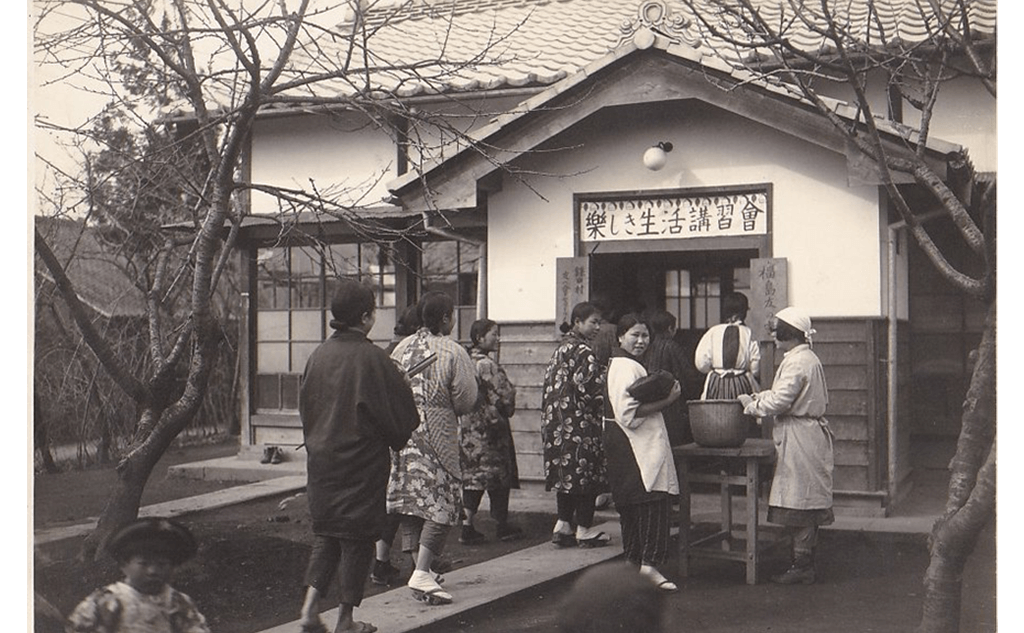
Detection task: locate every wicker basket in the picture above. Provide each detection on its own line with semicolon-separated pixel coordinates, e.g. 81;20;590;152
688;399;748;447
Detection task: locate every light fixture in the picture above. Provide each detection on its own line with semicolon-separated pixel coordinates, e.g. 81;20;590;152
643;141;674;171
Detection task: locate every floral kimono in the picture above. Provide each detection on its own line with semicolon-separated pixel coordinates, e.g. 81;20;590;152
541;331;608;494
386;328;478;526
67;582;210;633
460;346;520;491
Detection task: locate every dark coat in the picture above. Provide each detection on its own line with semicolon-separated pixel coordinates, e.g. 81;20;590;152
300;328;419;540
644;335;693;447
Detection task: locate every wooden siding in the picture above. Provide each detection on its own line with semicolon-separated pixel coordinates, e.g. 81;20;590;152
492;319;897;500
770;318;886;496
498;322;559;482
237;316;912;515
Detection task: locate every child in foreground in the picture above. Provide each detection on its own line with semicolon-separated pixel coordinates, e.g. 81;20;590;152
67;517;212;633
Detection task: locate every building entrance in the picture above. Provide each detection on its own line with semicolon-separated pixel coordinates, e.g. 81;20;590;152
589;248;759;401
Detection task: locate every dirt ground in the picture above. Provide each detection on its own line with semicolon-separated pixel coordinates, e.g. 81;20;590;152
416;524;997;633
33;437;999;633
32;437;556;633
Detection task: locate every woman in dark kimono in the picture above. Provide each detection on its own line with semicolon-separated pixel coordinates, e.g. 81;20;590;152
298;279;420;633
541;302;610;548
644;309;693;447
695;291;762;440
458;319;522;544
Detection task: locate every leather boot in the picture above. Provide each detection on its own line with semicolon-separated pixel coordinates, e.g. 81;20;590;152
771;551;815;585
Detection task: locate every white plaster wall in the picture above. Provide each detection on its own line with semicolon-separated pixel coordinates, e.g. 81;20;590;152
487;102;885;322
249;114;396;214
923;77;997;172
249;96;530;214
804;71;996;172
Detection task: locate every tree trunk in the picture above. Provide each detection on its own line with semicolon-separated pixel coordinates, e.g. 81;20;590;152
917;301;997;633
80;329;221;561
80;452;152;562
79;406;173;561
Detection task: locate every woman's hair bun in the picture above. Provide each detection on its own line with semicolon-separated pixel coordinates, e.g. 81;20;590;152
559;321;572;334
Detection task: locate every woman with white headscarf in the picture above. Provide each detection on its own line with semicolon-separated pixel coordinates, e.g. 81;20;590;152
737;306;834;586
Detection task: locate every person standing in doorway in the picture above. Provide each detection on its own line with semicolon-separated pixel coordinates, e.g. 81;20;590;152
695;291;761;438
387;291;479;605
297;278;420;633
458;318;523;544
541;302;611;548
738;306;834;585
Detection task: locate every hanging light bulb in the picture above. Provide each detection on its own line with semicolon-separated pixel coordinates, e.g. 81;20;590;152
643;141;674;171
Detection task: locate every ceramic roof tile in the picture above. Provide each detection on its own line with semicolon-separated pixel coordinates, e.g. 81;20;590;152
292;0;993;102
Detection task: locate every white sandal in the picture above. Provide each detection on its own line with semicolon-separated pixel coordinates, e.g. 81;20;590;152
408;570;452;605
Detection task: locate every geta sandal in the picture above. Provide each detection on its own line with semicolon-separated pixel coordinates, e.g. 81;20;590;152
411;587;453;605
577;532;610;548
551;532;577;547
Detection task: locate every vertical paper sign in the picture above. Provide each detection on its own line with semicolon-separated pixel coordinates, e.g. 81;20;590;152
749;258;788;342
555;257;589;335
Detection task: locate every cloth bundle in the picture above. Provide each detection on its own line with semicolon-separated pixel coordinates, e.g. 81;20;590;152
626;369;676;403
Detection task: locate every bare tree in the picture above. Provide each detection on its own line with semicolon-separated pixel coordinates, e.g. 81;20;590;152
33;0;528;559
676;1;995;631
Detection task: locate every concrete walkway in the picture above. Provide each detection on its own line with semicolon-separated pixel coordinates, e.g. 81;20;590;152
37;455;944;633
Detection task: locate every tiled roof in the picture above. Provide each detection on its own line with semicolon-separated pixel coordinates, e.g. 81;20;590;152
280;0;995;101
35;217;149;319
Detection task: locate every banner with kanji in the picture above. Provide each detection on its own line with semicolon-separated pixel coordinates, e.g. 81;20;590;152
579;190;768;242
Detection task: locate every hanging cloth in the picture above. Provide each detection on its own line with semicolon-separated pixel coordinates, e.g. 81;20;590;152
722;323;740;370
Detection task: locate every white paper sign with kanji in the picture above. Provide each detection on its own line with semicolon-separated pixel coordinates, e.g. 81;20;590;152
579;191;768;242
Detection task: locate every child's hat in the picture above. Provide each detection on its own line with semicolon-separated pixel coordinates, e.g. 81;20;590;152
106;517;197;565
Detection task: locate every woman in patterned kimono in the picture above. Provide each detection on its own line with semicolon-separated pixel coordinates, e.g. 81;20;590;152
458;319;522;545
387;292;478;605
541;302;611;548
738;306;834;585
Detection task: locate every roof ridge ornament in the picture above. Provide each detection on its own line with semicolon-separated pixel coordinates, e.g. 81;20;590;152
617;0;701;50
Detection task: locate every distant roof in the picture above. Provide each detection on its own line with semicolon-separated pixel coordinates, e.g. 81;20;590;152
276;0;995;103
34;217;149;319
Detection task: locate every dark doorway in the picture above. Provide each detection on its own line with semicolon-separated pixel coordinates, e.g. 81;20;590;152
589;248;758;401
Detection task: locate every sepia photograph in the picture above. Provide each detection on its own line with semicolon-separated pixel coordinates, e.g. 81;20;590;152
28;1;1008;631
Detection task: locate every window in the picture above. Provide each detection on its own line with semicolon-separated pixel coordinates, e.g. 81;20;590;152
421;240;479;341
665;266;751;330
254;243;397;412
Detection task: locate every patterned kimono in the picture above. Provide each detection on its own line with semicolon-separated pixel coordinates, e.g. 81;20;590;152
459;347;520;491
541;331;608;494
386;327;479;526
67;582;210;633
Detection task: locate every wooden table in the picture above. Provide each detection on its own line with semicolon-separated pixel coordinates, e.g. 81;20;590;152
673;439;777;585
